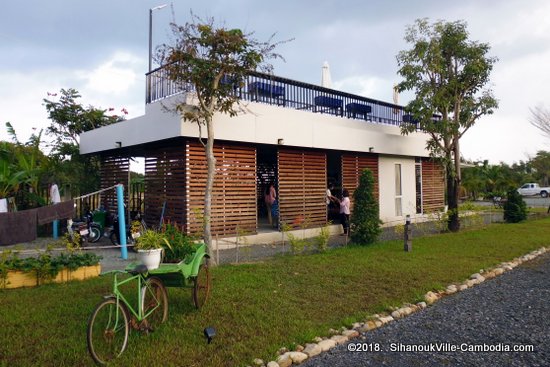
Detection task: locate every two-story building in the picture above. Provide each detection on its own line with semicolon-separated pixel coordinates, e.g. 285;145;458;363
80;68;444;237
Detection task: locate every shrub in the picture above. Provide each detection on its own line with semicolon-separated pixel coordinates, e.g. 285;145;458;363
503;189;527;223
316;223;331;252
350;169;382;245
281;222;307;254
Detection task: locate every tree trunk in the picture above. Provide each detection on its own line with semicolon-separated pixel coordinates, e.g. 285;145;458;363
204;117;217;265
446;173;460;232
447;138;461;232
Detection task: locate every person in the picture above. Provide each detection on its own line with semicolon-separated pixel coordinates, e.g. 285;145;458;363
326;183;337;217
264;182;277;226
334;188;350;236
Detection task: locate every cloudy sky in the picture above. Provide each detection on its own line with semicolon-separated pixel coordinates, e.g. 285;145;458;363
1;0;549;164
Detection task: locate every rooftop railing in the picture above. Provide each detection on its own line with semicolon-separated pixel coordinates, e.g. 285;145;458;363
146;67;407;127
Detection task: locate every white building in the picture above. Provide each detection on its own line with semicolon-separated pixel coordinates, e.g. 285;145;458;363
80;69;444;236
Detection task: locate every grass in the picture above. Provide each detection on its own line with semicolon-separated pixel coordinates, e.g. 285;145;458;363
2;218;550;366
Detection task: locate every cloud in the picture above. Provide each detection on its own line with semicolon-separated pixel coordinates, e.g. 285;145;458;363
0;51;145;144
79;52;144;95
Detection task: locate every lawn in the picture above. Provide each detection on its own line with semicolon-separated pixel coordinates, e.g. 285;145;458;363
1;218;549;366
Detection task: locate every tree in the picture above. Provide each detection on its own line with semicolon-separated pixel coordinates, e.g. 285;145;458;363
529;105;550;140
397;19;498;231
350;169;381;245
530;151;550;186
503;188;527;223
1;123;48;208
43;89;124;195
156;15;284;262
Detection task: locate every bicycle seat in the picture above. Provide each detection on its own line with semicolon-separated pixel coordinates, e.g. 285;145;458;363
128;264;149;275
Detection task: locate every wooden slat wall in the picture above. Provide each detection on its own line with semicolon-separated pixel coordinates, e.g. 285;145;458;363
278;149;326;228
144;147;186;229
186;142;257;236
100;156;129;212
421;158;445;213
341;154;379;209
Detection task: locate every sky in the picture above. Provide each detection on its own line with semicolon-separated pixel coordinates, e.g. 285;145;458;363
1;0;549;165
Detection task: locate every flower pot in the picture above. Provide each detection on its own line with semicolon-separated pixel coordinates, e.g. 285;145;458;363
137;248;163;270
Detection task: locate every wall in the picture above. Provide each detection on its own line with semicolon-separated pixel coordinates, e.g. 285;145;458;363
80;94;430;159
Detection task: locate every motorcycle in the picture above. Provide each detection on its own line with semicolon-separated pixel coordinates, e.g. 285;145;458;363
67;210;102;244
108;212;146;249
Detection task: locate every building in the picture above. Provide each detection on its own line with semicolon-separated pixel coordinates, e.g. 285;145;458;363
80;68;445;236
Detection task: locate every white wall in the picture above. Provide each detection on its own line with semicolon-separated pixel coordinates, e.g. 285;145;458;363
378;156;418;224
80;93;430;157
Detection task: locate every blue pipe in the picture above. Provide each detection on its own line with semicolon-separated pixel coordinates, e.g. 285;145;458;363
116;184;128;259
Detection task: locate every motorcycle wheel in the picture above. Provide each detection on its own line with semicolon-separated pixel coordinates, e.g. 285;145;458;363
88;225;102;243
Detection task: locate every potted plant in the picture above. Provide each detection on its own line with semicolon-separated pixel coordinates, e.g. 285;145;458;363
134;229;171;270
161;222;196;263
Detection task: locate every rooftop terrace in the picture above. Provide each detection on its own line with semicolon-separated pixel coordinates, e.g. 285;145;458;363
146;67;409;127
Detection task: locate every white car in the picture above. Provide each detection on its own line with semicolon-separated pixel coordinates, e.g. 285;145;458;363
517;183;550;198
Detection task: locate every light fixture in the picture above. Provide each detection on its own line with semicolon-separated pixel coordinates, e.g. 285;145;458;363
149;4;168;72
115;141;122;148
277;138;284;145
204;326;216;344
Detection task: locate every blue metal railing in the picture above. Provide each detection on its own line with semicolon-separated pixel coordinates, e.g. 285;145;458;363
145;67;407;127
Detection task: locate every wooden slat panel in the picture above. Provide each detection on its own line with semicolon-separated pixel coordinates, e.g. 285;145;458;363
100;156;129;213
186;141;257;236
341;154;379;210
144;146;186;229
278;149;326;229
421;158;445;213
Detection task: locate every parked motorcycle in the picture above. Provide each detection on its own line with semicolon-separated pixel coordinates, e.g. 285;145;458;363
67;210;101;244
108;212;146;249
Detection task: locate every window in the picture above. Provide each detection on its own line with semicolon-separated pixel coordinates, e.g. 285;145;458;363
395;164;402;217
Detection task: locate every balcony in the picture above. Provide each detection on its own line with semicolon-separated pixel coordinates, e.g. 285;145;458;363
146;66;407;127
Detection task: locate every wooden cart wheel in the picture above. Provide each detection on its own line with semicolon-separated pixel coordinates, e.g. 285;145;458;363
193;263;211;309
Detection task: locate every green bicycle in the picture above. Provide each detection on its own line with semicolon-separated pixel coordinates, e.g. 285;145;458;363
86;243;210;365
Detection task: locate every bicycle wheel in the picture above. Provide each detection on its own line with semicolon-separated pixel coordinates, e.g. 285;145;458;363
193;263;211;309
141;277;168;332
87;298;129;365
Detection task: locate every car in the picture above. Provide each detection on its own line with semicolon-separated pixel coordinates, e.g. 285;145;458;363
517;183;550;198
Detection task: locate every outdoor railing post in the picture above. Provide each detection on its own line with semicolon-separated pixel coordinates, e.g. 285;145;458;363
404;214;412;252
53;220;59;239
116;184;128;259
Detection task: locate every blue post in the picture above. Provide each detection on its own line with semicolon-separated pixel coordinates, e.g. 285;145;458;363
53;220;59;239
116;184;128;259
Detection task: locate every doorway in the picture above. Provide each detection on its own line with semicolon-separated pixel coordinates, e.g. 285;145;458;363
257;145;278;230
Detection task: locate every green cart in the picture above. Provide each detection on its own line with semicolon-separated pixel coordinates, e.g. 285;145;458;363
143;243;211;308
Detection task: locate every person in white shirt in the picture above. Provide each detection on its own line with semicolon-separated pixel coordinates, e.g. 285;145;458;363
326;183;337;219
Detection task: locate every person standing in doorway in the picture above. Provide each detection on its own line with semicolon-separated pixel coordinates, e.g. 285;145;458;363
334;188;350;236
265;182;277;226
326;182;337;218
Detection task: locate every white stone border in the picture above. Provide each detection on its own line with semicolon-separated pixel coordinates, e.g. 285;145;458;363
247;246;549;367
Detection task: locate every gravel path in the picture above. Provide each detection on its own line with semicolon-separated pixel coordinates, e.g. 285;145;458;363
301;251;550;367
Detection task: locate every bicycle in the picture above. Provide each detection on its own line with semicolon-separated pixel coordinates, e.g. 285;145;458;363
86;243;210;365
86;264;168;365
